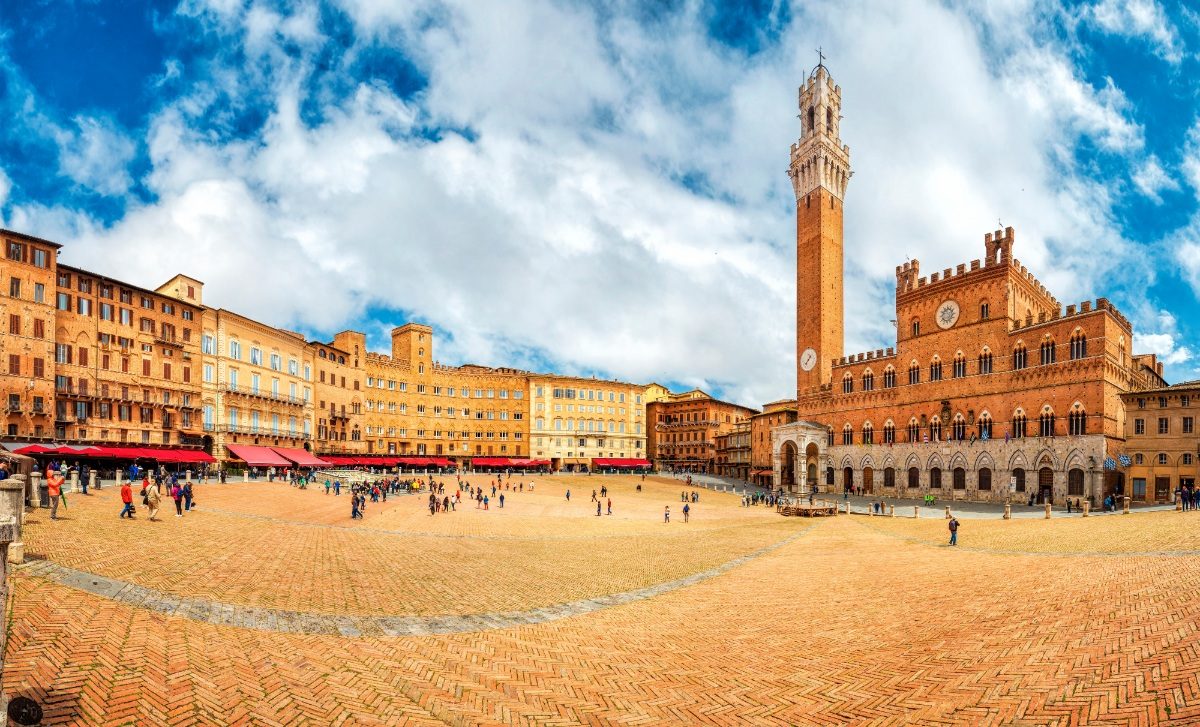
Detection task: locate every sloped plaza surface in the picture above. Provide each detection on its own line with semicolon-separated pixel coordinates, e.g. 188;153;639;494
4;475;1199;725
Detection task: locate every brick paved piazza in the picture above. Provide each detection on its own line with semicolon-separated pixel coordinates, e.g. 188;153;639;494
5;476;1200;725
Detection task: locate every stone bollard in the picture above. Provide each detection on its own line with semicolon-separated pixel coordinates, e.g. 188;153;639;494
1003;503;1011;520
1044;502;1052;519
114;468;122;487
913;505;919;519
944;505;951;519
89;471;98;491
889;504;895;517
242;472;250;483
1123;496;1130;514
1082;500;1089;517
186;469;193;483
31;472;45;509
69;471;80;494
0;476;25;563
1177;497;1183;512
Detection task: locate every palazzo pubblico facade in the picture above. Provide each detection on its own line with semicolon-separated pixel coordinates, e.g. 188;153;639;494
771;64;1167;506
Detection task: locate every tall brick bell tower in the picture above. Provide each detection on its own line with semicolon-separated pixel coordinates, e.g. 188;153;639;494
789;59;850;396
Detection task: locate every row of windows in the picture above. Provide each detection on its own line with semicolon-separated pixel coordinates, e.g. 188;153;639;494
1133;417;1195;435
363;427;526;440
1135;395;1193;409
839;335;1089;394
55;273;196;320
7;277;46;303
535;417;640;433
545;387;629;403
833;411;1088;445
831;466;1088;496
366;378;527;400
1129;452;1195;466
6;241;51;268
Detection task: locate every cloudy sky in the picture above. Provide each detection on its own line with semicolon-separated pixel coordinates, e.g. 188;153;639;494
1;0;1199;407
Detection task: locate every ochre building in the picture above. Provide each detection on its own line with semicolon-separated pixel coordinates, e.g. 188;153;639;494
773;65;1167;505
1121;380;1200;503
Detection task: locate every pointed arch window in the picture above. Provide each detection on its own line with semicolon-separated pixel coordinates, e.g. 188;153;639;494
841;423;853;445
883;421;896;444
842;374;853;394
929;359;943;382
1013;412;1027;438
1068;409;1087;435
862;422;874;444
978;468;992;490
929;419;942;442
953;355;967;378
1013;345;1028;370
1070;333;1087;360
978;413;993;440
907;419;920;443
908;363;920;385
862;371;874;391
883;367;896;389
1040;339;1057;365
979;350;993;375
1039;411;1056;437
951;417;967;441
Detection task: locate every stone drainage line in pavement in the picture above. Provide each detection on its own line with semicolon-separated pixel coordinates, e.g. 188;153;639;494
15;525;815;638
851;517;1200;558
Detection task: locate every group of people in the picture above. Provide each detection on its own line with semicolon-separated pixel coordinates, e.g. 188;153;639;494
741;491;780;507
119;472;195;521
1177;485;1200;511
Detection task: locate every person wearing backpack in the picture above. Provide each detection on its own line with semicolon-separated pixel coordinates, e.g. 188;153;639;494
119;481;135;519
948;516;959;546
171;482;184;517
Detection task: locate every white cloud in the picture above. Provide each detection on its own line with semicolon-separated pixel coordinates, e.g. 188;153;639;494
54;115;137;197
1132;155;1179;202
1135;310;1194;365
0;167;10;211
1085;0;1184;64
4;0;1162;406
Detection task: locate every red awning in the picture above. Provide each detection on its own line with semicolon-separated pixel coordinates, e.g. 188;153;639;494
225;444;292;467
593;458;651;468
270;447;331;467
472;457;548;468
14;445;56;455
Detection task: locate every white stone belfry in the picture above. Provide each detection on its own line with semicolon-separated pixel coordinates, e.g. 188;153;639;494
787;64;851;201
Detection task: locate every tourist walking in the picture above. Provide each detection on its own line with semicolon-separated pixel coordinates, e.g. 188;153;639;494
171;482;184;517
607;498;612;515
948;516;959;546
683;503;690;523
565;489;571;502
119;481;135;519
144;478;161;521
499;493;505;508
183;482;194;511
596;500;601;516
664;506;670;523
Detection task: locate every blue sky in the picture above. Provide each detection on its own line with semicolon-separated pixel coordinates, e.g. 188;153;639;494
1;0;1199;406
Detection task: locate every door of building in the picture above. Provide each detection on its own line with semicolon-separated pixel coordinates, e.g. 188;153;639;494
1038;467;1054;504
843;467;853;492
862;467;874;494
1155;477;1171;502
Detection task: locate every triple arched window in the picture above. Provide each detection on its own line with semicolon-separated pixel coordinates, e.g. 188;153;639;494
1040;339;1057;366
1069;333;1087;360
1068;409;1087;435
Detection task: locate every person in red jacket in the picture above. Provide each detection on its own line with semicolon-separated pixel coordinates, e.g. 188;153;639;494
47;470;65;520
119;481;135;519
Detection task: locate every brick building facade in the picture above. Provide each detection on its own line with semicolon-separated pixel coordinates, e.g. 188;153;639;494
648;390;757;473
773;66;1166;505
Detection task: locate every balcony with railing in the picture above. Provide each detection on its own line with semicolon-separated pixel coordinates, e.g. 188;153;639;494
224;384;307;407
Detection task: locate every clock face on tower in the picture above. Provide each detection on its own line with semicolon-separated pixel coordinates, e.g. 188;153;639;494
800;347;817;372
936;300;961;329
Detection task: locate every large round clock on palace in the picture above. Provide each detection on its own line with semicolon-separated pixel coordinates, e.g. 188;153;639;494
800;347;817;371
936;300;961;329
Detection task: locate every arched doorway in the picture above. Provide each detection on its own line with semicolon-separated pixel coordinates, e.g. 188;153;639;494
843;466;854;493
863;467;874;494
780;441;798;490
1038;467;1054;504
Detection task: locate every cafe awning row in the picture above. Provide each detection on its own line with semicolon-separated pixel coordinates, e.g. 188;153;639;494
592;458;652;468
225;444;292;467
11;444;215;462
318;455;452;468
270;447;332;468
471;457;551;468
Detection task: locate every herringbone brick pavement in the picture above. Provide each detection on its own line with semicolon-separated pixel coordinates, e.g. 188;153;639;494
6;477;1200;725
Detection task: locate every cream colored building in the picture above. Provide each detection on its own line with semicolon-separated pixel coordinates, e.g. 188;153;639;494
528;375;648;471
199;307;315;462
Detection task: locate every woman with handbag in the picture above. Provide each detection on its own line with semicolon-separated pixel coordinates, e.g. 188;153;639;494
143;477;161;521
